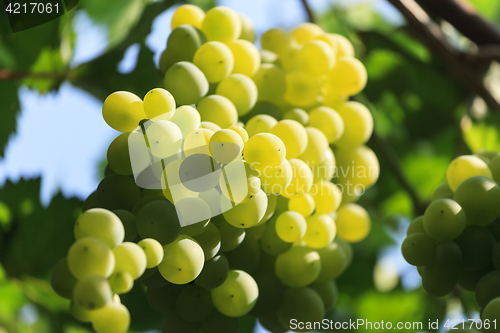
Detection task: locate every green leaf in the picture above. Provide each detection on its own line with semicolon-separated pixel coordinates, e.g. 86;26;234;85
463;115;500;153
0;81;20;157
24;48;66;93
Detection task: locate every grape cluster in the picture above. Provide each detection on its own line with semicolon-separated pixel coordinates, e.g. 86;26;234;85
402;152;500;324
51;4;380;333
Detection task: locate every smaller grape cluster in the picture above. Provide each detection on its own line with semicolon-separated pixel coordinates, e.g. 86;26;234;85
402;152;500;324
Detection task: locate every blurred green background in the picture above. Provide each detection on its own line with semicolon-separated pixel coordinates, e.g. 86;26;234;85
1;0;500;332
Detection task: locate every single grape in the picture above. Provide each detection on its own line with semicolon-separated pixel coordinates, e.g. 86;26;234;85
211;270;259;317
197;95;238;128
456;226;495;271
107;133;133;175
102;91;146;132
261;28;293;58
228;125;249;143
291;23;324;44
309;106;344;144
50;257;77;299
74;208;124;249
136;200;181;245
315;241;348;282
211;214;245;252
227;40;260;78
284;71;321;107
215;73;257;116
253;64;286;103
176;285;213;322
138;238;164;268
245;114;278;137
192;221;221;261
432;182;454;201
298;40;335;76
288;193;315;217
423;198;467;242
224;234;261;273
310;181;342;214
334;101;373;148
275;211;307;243
303;214;336;249
260;217;293;256
250;270;286;316
91;302;130;333
171;4;205;29
311;148;336;184
335;203;370;243
275;246;321;287
283;108;309;126
446;155;492;191
169;105;201;138
73;275;113;310
271;120;308;159
298;127;329;167
282;158;313;198
209;129;244;164
476;271;500;308
335;145;380;193
195;254;229;289
243;133;286;172
68;237;115;279
401;232;435;266
260;159;293;195
164;61;209;105
183;128;214;157
221;189;268;228
113;242;146;279
277;287;325;332
109;270;134;294
202;6;241;43
406;216;425;236
327;57;367;96
143;88;176;121
193;41;234;83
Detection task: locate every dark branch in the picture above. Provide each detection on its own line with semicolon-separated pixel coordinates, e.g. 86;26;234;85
387;0;500;111
0;69;68;81
417;0;500;46
299;0;315;23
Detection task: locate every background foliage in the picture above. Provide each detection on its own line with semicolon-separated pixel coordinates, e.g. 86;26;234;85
1;0;500;332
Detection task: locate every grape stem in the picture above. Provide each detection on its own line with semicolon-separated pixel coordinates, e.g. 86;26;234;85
299;0;315;24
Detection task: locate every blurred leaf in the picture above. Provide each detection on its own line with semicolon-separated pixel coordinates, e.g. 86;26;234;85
0;280;26;322
24;48;65;93
467;0;500;21
23;277;69;313
0;178;82;278
0;81;20;157
463;115;500;153
380;190;413;217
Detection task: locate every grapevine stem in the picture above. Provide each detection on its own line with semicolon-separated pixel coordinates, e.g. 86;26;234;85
0;69;69;81
299;0;315;23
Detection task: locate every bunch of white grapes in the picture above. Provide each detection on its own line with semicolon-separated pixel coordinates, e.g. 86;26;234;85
50;4;381;333
402;151;500;330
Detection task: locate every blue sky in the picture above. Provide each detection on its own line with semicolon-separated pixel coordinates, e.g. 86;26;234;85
0;1;407;331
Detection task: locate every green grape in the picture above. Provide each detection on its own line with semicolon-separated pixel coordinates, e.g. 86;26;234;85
280;44;301;73
169;105;200;138
298;40;335;76
192;221;221;261
146;283;183;312
298;127;329;167
197;95;238;128
138;238;164;268
227;40;260;77
221;189;268;228
315;241;348;282
113;242;146;279
195;254;229;289
489;153;500;182
228;125;249;143
211;214;245;252
321;84;347;109
140;268;169;289
157;235;205;284
216;73;258;116
68;237;115;279
74;208;124;249
164;61;209;105
432;182;454;201
176;285;213;322
143;88;176;121
161;311;202;333
202;6;241;42
494;243;500;270
433;241;462;271
225;234;261;273
95;174;142;211
111;210;137;242
401;232;435;266
309;106;344;144
145;120;183;159
481;296;500;326
476;271;500;308
211;269;258;317
288;193;315;217
247;220;268;241
271;120;308;159
249;270;285;317
107;133;133;175
275;246;321;288
446;155;492;192
240;101;282;124
161;160;199;204
70;300;93;322
284;72;321;107
109;271;133;294
334;101;373;148
131;195;167;216
260;217;293;255
311;148;335;184
126;130;152;176
259;312;288;333
456;227;495;271
183;128;214;157
175;197;211;228
246;114;278;137
335;145;380;193
283;108;309;126
171;4;205;29
244;133;286;173
253;64;287;103
73;275;112;310
335;203;370;243
200;310;239;333
303;214;336;249
102;91;146;132
291;23;324;44
260;159;293;195
199;188;223;217
160;25;204;74
328;33;354;57
406;216;425;236
136;200;181;245
261;28;292;58
50;257;77;299
423;198;466;242
336;237;353;267
201;120;222;131
311;280;337;311
260;49;278;64
310;181;342;214
327;56;367;96
178;154;220;194
454;176;500;226
261;193;277;224
91;302;130;333
209;129;244;164
459;266;495;291
238;12;255;41
275;211;307;243
193;41;234;83
283;158;313;198
421;264;458;297
277;287;325;332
